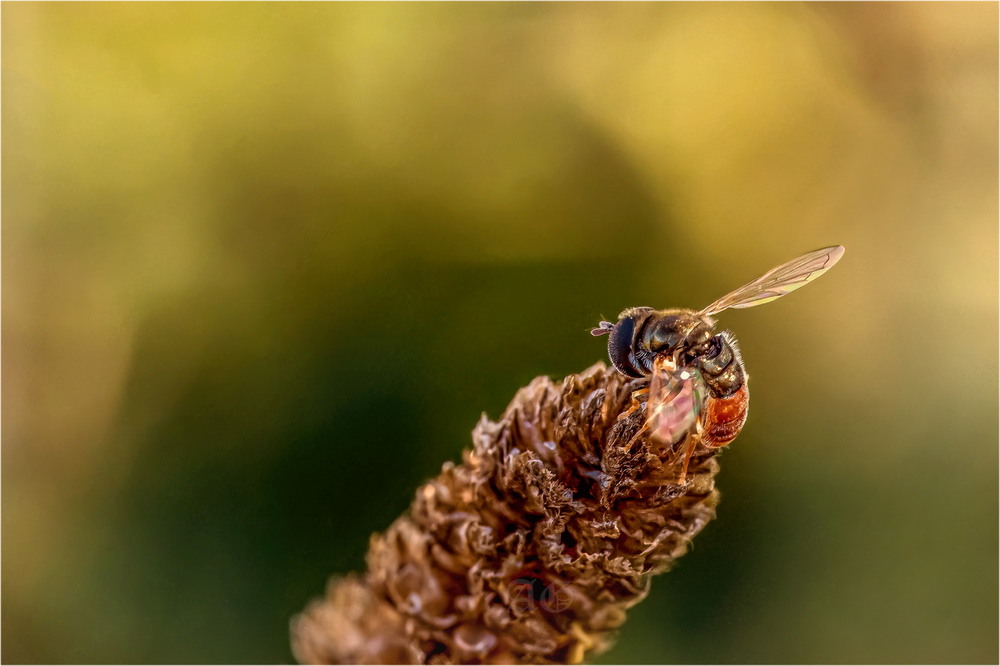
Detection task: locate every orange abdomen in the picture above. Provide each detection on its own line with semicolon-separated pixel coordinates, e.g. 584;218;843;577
701;383;749;447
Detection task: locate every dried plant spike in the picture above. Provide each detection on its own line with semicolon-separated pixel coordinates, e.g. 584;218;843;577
291;363;724;664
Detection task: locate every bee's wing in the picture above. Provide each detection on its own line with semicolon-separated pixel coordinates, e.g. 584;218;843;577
700;245;845;316
647;356;703;446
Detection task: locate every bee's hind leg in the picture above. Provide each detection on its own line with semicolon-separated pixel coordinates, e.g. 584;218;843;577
676;420;704;485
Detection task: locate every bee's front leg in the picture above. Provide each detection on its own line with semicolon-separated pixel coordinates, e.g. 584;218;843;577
618;387;649;421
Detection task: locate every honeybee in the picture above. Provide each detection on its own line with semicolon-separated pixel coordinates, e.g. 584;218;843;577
592;245;845;482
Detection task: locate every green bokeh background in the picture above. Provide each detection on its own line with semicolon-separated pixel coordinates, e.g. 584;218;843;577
3;3;997;664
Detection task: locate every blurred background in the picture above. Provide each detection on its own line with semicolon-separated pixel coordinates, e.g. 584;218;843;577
3;3;997;664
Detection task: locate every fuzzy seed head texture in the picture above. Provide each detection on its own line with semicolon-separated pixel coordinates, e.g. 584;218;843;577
291;362;724;665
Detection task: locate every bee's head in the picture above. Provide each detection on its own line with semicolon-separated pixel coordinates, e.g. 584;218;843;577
590;307;668;377
593;307;717;377
591;307;654;378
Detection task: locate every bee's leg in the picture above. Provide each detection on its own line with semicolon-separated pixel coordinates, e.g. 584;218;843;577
624;420;651;453
608;388;653;454
618;387;649;421
676;421;703;485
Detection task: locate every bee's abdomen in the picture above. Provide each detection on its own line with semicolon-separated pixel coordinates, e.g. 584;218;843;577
701;383;749;447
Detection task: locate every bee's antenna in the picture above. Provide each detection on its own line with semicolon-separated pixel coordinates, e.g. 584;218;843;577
590;321;614;336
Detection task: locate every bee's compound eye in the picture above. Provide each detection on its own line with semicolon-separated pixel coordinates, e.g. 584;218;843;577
608;316;641;378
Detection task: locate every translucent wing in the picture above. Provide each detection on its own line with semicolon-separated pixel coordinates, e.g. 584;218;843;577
700;245;845;316
647;356;706;446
